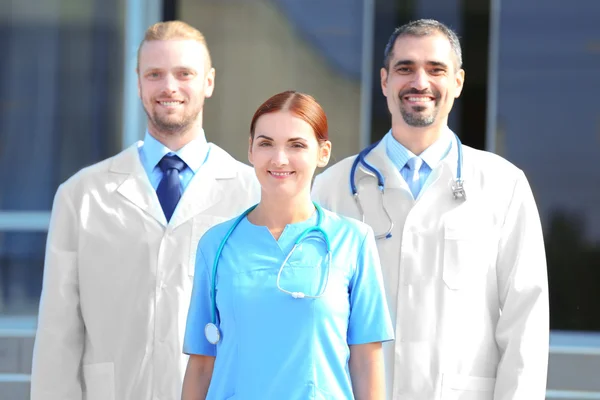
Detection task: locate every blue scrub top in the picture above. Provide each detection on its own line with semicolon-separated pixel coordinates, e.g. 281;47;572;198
184;207;394;400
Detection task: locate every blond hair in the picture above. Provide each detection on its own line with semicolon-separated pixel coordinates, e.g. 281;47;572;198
137;20;212;70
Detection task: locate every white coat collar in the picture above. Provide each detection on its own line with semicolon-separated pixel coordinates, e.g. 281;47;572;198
361;133;461;196
110;142;241;228
362;139;409;191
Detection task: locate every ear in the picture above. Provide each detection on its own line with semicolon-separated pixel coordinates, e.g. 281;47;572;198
204;67;216;98
317;141;332;168
247;136;254;165
380;67;389;97
454;68;465;98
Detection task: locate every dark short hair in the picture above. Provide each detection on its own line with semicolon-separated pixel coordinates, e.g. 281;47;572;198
383;19;462;71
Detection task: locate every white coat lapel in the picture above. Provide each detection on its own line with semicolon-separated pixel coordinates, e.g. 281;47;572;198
110;142;167;227
364;140;408;191
349;140;412;236
422;133;460;197
168;145;237;230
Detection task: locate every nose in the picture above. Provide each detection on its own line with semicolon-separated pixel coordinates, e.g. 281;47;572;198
411;69;429;91
162;73;177;94
271;147;289;166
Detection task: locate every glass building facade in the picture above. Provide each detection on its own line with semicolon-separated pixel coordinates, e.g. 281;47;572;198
0;0;598;397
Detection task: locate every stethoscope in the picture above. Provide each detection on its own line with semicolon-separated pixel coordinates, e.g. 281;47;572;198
204;202;332;345
349;134;466;240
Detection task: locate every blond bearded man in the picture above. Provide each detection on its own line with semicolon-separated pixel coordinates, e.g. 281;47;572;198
31;21;259;400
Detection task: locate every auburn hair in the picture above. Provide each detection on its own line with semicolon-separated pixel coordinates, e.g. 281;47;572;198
250;91;328;143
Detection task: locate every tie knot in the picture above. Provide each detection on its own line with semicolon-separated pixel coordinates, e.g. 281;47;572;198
158;155;186;173
406;156;423;171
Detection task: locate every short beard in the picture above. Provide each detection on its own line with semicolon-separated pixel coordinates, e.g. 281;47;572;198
398;88;440;127
144;107;199;136
400;106;436;127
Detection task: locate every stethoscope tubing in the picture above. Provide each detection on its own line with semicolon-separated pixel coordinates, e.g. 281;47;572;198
349;134;465;240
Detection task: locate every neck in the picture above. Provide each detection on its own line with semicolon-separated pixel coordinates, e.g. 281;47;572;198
249;191;315;237
147;117;204;152
391;119;447;155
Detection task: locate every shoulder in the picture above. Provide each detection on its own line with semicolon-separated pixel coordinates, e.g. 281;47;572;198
312;155;358;206
200;215;238;242
462;145;524;182
58;145;137;195
207;143;258;186
320;207;372;242
314;154;357;185
320;209;377;272
208;144;253;174
196;214;245;255
461;146;536;214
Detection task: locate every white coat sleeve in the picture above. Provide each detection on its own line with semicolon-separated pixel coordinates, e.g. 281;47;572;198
31;184;84;400
494;171;549;400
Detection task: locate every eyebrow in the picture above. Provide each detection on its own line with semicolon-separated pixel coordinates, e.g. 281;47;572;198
392;59;449;69
255;135;308;142
143;66;196;73
173;66;196;71
255;135;273;141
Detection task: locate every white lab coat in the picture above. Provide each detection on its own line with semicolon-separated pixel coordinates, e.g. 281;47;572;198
312;138;549;400
31;142;260;400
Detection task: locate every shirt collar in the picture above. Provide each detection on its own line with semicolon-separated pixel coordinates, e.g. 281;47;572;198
385;127;453;171
419;127;453;170
141;130;208;174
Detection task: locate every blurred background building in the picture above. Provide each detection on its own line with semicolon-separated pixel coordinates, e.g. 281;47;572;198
0;0;599;398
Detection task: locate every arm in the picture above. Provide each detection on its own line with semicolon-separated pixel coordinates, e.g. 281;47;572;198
31;185;84;400
347;228;395;398
181;355;215;400
349;342;385;400
494;172;549;399
182;246;218;397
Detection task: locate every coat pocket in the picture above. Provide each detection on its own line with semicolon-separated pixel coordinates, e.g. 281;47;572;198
442;373;495;400
82;362;115;400
442;224;493;290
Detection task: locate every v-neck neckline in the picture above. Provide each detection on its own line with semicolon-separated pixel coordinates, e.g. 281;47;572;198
242;212;319;252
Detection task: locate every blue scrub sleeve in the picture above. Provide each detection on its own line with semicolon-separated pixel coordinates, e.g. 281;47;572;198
183;246;217;356
347;228;395;345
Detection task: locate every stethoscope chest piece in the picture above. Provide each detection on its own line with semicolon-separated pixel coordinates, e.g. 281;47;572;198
349;133;466;239
451;179;466;201
204;202;330;346
205;322;221;345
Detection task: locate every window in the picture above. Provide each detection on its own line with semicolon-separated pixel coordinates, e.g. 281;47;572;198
0;0;124;315
494;0;600;332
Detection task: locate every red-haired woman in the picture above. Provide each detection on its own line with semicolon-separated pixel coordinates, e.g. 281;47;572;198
182;91;393;400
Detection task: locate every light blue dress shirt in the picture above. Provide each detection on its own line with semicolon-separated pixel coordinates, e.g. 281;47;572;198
138;131;210;191
183;209;394;399
385;128;453;199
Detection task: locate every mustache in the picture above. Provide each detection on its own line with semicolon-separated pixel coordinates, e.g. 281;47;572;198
398;88;440;99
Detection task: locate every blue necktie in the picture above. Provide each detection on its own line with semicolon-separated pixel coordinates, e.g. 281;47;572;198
156;155;186;222
405;156;423;199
